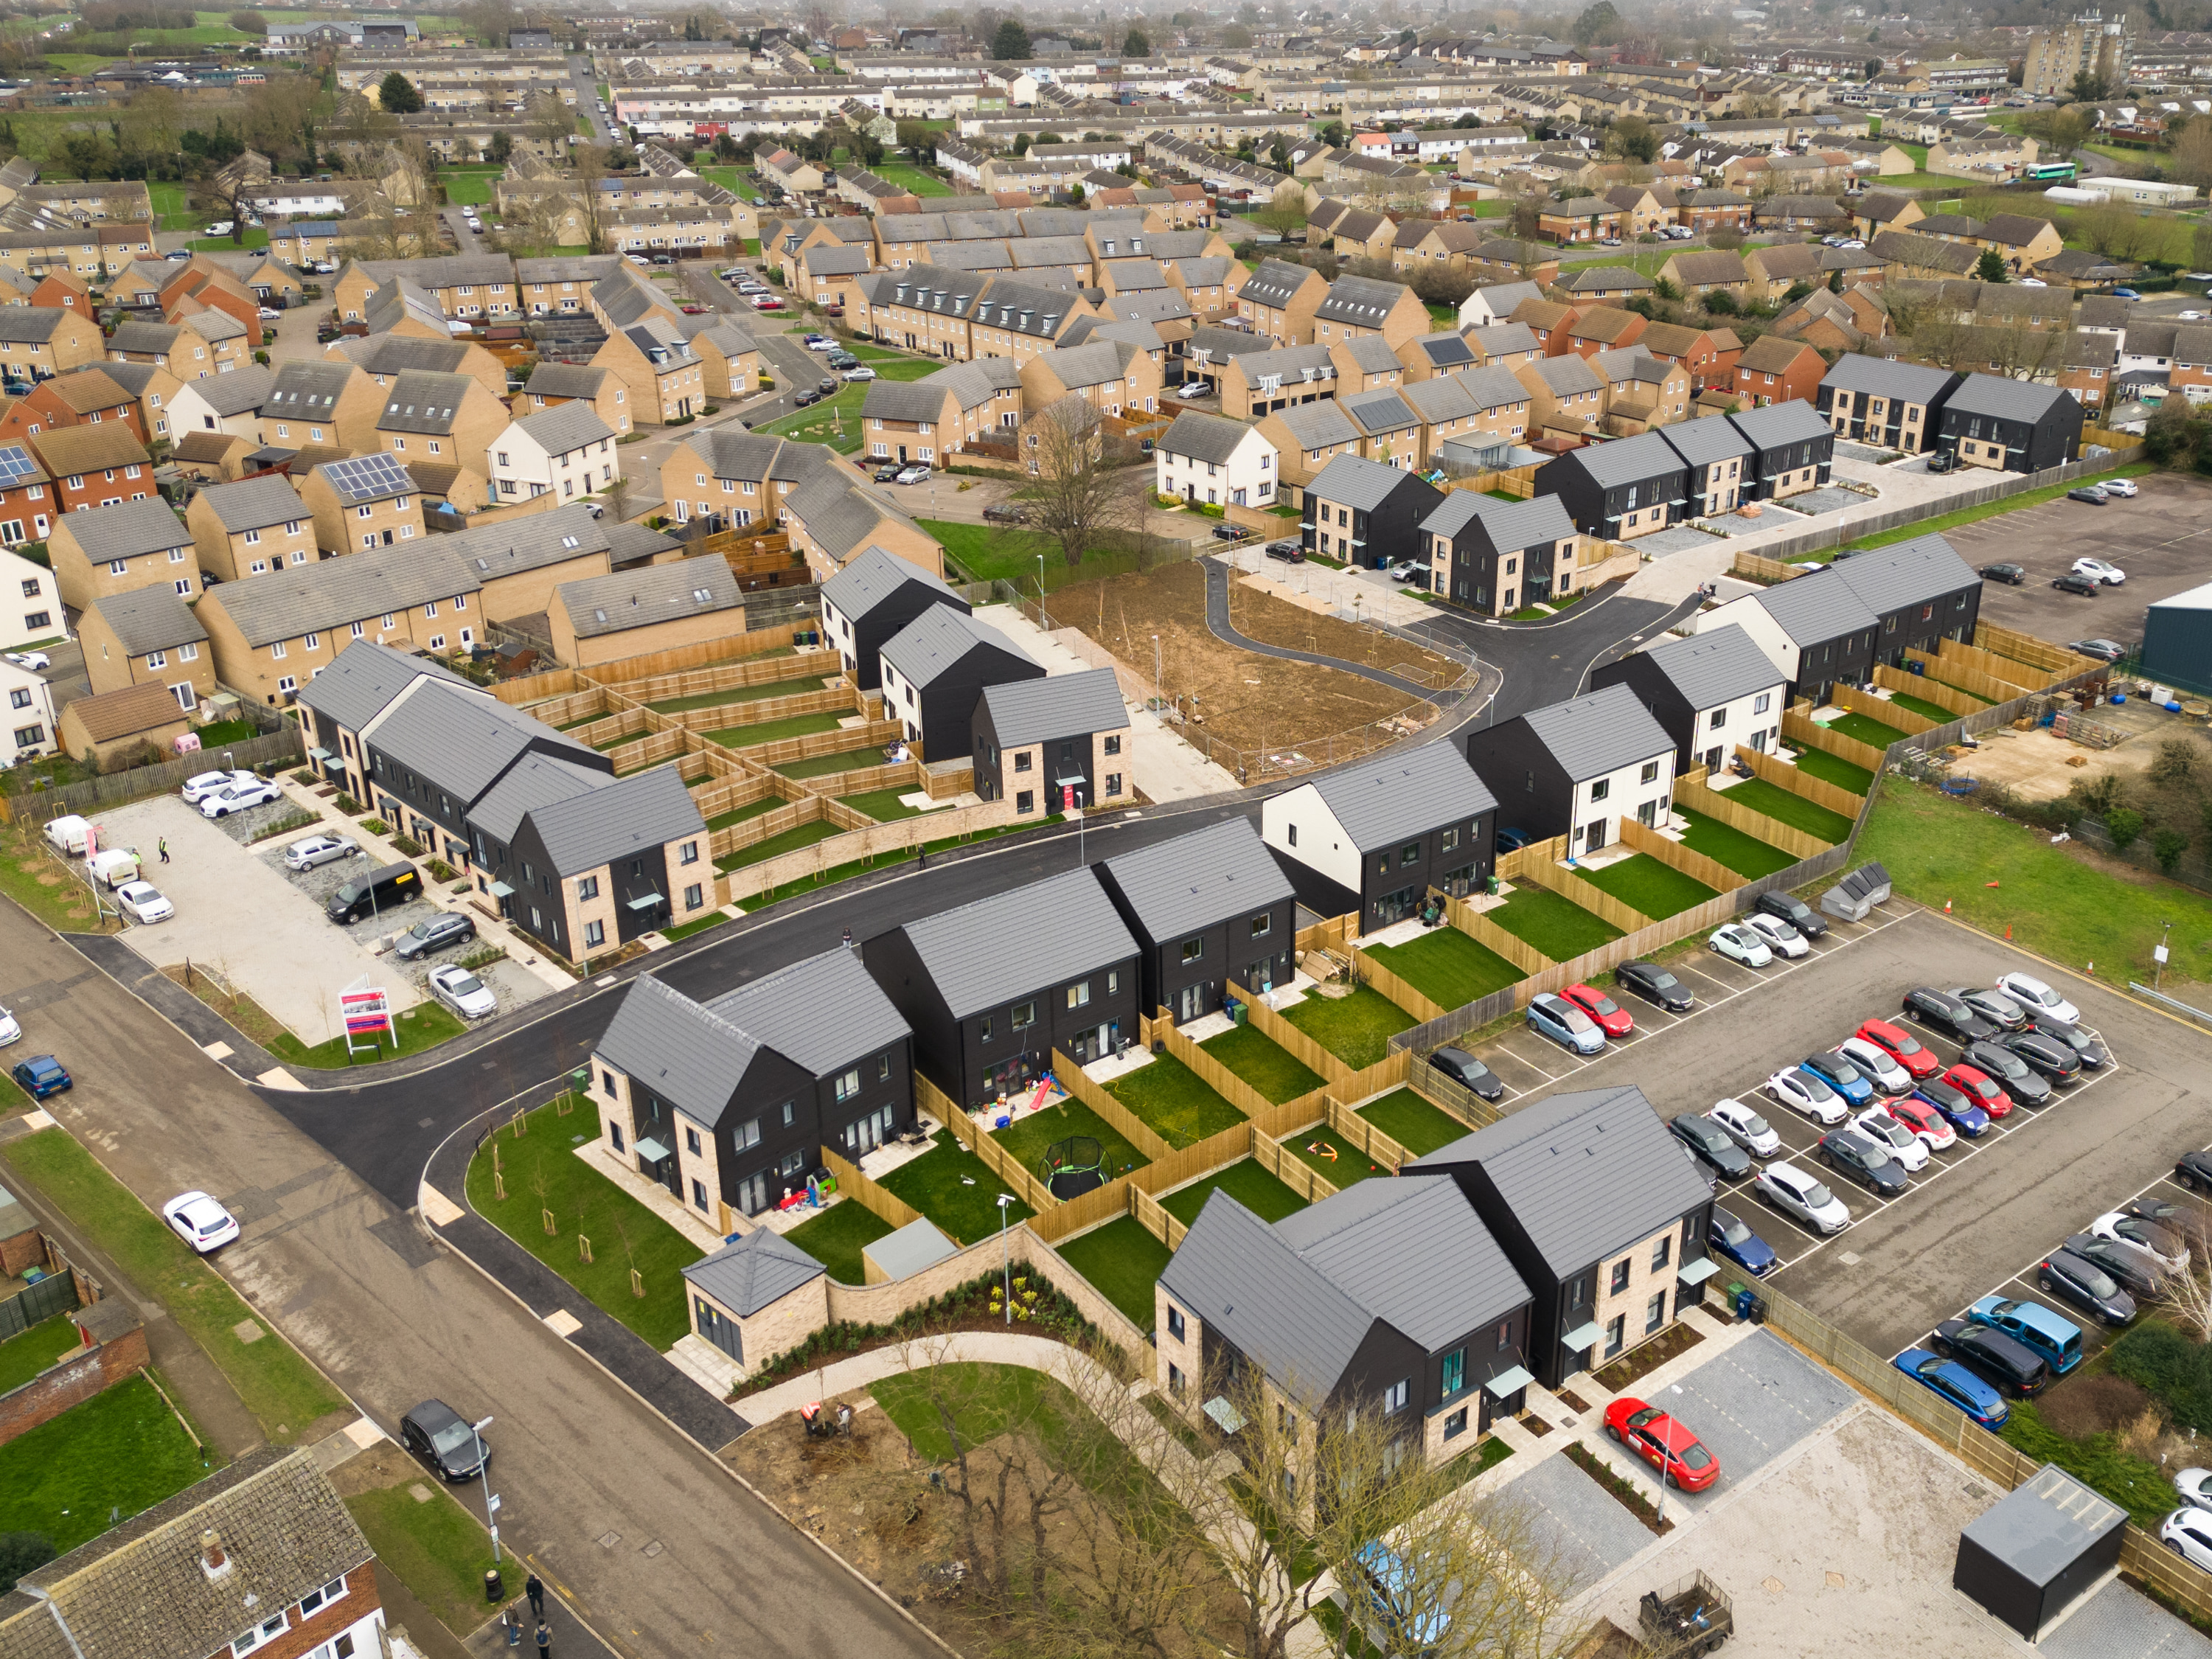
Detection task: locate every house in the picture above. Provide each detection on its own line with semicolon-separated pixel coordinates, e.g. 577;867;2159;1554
298;453;425;555
1235;257;1330;344
26;423;155;515
1848;189;1923;241
260;360;380;451
1557;265;1654;305
1464;681;1676;855
821;545;970;692
1220;343;1340;420
1396;330;1481;383
594;316;707;425
1728;398;1834;501
14;366;143;442
1330;335;1408;397
970;667;1132;814
1590;622;1788;776
861;866;1142;1107
46;495;197;611
1537;195;1624;243
1816;355;1961;454
185;473;316;582
1591;346;1691;433
1660;411;1755;517
1742;243;1824;303
878;603;1042;761
0;653;51;764
1732;334;1825;409
1419;491;1587;619
490;404;619;507
1515;352;1610;438
164;364;274;446
1563;306;1646;361
550;553;745;669
1678;187;1753;234
1155;408;1276;509
1458;278;1545;329
77;583;212;703
0;305;105;381
57;678;196;767
1096;817;1298;1024
681;1225;830;1375
1406;1085;1717;1387
1933;375;2083;473
591;959;914;1228
2059;330;2119;412
0;542;58;652
1658;249;1751;303
1533;428;1687;542
1312;274;1428;351
1300;453;1444;569
1253;399;1364;505
512;361;633;436
1261;739;1500;924
370;368;509;476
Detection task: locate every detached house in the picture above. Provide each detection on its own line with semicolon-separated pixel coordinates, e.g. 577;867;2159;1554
185;472;316;582
1420;491;1587;618
1301;452;1444;567
1464;681;1676;855
1155;408;1277;508
877;602;1042;760
971;667;1132;815
1591;622;1788;776
490;403;620;505
78;583;212;704
1933;375;2083;473
1096;817;1298;1023
46;495;197;611
1262;740;1499;925
821;544;970;692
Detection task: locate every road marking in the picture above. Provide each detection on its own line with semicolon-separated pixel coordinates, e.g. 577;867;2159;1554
256;1065;304;1091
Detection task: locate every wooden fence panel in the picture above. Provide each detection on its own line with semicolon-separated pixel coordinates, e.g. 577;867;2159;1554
1029;1173;1139;1244
1131;1186;1188;1251
1439;893;1554;975
1834;684;1935;736
1224;983;1349;1083
1781;710;1888;773
1509;851;1655;934
586;627;818;682
1936;638;2048;694
1725;746;1863;827
1149;1020;1323;1124
1324;1096;1411;1171
1337;1046;1409;1102
492;668;591;706
1497;834;1570;881
936;1099;1059;1217
1730;550;1802;585
671;686;854;733
1873;664;1982;717
1050;1048;1174;1163
1295;914;1353;957
720;797;1016;901
1904;647;2022;705
793;759;925;800
821;1147;923;1232
1975;621;2075;676
1348;947;1447;1022
1517;891;1739;1005
1620;817;1744;894
731;718;904;764
1676;769;1830;858
1132;1121;1267;1198
914;1071;961;1130
689;771;785;824
1407;1065;1500;1132
605;728;689;775
710;798;816;862
1250;1132;1338;1205
606;649;836;704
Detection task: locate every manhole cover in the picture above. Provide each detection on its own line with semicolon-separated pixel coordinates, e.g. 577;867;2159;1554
640;1540;664;1559
232;1321;264;1344
411;1484;434;1503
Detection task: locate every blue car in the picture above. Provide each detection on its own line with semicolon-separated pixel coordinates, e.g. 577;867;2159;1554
10;1054;69;1099
1801;1051;1874;1107
1967;1295;2084;1375
1527;992;1604;1056
1891;1348;2008;1428
1913;1078;1990;1138
1708;1206;1777;1277
1353;1540;1448;1655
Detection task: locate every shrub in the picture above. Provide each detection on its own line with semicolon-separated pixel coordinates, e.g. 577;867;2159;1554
2107;806;2146;851
2110;1320;2212;1433
2154;827;2191;874
333;793;362;814
359;818;389;835
389;834;424;857
2037;1371;2152;1441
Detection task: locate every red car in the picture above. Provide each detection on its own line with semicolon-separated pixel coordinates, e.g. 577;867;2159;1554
1885;1095;1958;1152
1604;1397;1720;1492
1942;1062;2014;1119
751;296;783;310
1856;1018;1940;1080
1561;982;1633;1038
680;304;708;313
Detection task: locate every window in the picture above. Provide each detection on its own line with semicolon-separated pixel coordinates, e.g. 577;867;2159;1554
1441;1347;1464;1399
684;883;703;911
296;1576;348;1618
1641;759;1660;785
584;919;605;947
1645;1290;1668;1334
734;1117;762;1152
679;840;698;865
147;650;166;669
577;874;599;902
1067;980;1091;1009
692;1178;709;1213
1103;734;1121;754
1166;1303;1186;1340
1250;913;1272;939
1399;840;1420;867
1496;1319;1512;1351
1604;1313;1627;1358
834;1067;860;1102
1380;1378;1408;1414
1012;1001;1036;1030
1444;1405;1469;1440
1652;1234;1672;1270
277;675;296;693
1589;777;1609;803
685;1127;701;1155
234;1614;289;1658
1016;789;1034;814
1014;751;1032;771
1287;824;1297;846
1610;1257;1631;1295
980;1015;994;1042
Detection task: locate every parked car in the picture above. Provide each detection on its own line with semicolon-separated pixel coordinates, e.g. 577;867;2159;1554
1604;1397;1722;1492
2066;487;2109;507
0;1005;17;1046
1961;1040;2051;1106
1671;1113;1752;1179
1999;1029;2082;1085
792;388;822;407
1801;1050;1874;1107
1892;1348;2008;1429
1994;971;2079;1026
1428;1046;1504;1102
2090;1211;2189;1273
400;1399;490;1481
1926;450;1959;473
257;305;283;320
1753;890;1826;940
2051;572;2101;597
982;504;1030;526
394;912;476;961
2067;639;2126;664
161;1191;240;1254
1883;1094;1958;1152
283;833;359;872
1754;1161;1851;1233
1559;982;1633;1037
2178;1470;2212;1512
894;465;931;484
11;1054;70;1099
1767;1066;1846;1126
2065;1232;2166;1299
201;779;282;818
1708;1206;1778;1276
182;768;257;804
1818;1127;1908;1195
1855;1018;1941;1079
1266;539;1305;562
802;333;832;349
1837;1036;1911;1096
1214;524;1246;543
873;462;903;481
1615;960;1694;1012
1709;1097;1781;1158
817;377;838;395
842;366;877;381
1709;922;1772;967
2073;556;2126;584
1979;563;2026;585
1910;1077;1991;1138
1900;987;1996;1044
1175;379;1210;397
2176;1148;2212;1194
1742;913;1808;960
114;880;173;925
1941;1062;2014;1120
3;649;49;670
1955;986;2029;1032
2163;1508;2212;1571
1932;1318;2048;1397
1526;991;1604;1055
428;963;498;1020
2035;1249;2135;1325
1966;1295;2084;1374
1850;1105;1929;1172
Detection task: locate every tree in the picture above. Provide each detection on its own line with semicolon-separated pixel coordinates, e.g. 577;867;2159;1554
526;90;571;153
0;1533;53;1597
121;85;186;156
1018;400;1132;568
1123;25;1147;55
1609;114;1657;163
229;8;265;30
1829;266;1846;293
1572;0;1618;44
487;131;512;165
1220;21;1253;46
1864;57;1882;80
1975;246;2010;283
377;70;422;114
241;74;319;168
2174;116;2212;187
2154;1214;2212;1340
992;18;1030;58
570;144;614;253
2068;69;2111;105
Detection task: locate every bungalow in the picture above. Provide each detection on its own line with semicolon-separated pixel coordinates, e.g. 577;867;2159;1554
1300;452;1444;569
1262;740;1498;923
1464;681;1676;855
1659;411;1754;517
1933;375;2083;474
820;544;970;692
1728;398;1834;502
1532;427;1687;541
1458;278;1545;329
1816;354;1961;454
1154;408;1277;509
1556;265;1654;305
878;603;1042;761
1590;622;1788;777
1096;818;1298;1023
970;667;1132;815
1420;491;1587;619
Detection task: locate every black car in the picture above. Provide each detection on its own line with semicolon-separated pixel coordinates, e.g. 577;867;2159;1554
2052;572;2101;597
1428;1046;1504;1102
793;387;822;407
2037;1248;2136;1325
1980;562;2026;585
2000;1030;2082;1085
2122;1196;2187;1230
394;911;476;961
1616;959;1694;1012
1953;986;2030;1032
1962;1040;2053;1106
401;1399;488;1481
874;462;902;481
1927;450;1959;473
1932;1318;2049;1397
2065;487;2110;506
1265;540;1305;563
2178;1148;2212;1194
1902;987;1996;1044
1210;524;1242;542
1753;891;1826;941
2065;1231;2166;1298
2028;1011;2107;1068
818;377;838;394
1818;1127;1909;1195
1672;1113;1753;1179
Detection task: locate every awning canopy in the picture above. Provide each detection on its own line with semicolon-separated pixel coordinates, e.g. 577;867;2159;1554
307;746;332;760
634;1137;671;1164
1677;1256;1722;1285
625;891;667;911
1562;1321;1604;1352
487;880;515;898
1201;1395;1247;1436
1053;765;1088;786
1484;1365;1534;1399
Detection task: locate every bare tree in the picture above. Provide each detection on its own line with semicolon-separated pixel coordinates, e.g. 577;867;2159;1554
526;89;572;156
571;144;615;253
2154;1215;2212;1343
1017;397;1135;568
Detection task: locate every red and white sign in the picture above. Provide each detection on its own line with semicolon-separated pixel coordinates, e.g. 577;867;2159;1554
341;986;392;1040
1062;785;1077;811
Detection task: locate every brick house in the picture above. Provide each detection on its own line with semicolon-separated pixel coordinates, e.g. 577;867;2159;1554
1732;335;1825;408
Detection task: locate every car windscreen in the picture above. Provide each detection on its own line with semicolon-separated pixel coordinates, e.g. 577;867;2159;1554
447;973;484;997
1644;969;1680;990
1717;1215;1753;1246
1557;1005;1595;1032
1801;1180;1835;1208
1799;1072;1835;1099
1734;1109;1772;1137
428;1420;475;1455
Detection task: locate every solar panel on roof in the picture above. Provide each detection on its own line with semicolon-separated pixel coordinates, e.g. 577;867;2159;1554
0;445;36;483
322;453;410;501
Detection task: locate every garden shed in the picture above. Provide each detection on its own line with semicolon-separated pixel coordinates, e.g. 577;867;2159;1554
862;1216;959;1284
1952;1464;2124;1640
1820;860;1891;922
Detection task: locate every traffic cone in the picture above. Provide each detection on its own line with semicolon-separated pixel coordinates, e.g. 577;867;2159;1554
2005;925;2012;941
1985;880;2000;888
1944;899;1952;913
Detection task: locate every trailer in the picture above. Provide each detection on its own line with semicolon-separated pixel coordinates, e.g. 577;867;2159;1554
1637;1569;1732;1656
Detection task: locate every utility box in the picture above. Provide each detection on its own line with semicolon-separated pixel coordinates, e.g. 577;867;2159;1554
1954;1464;2124;1641
1820;860;1891;922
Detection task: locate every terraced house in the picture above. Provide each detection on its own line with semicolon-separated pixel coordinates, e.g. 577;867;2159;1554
78;583;212;703
185;473;316;582
29;424;155;516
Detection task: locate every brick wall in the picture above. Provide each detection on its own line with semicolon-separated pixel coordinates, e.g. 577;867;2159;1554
0;1317;149;1447
0;1224;41;1278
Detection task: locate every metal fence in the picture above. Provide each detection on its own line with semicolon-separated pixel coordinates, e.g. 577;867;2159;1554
0;1263;75;1340
1;726;305;824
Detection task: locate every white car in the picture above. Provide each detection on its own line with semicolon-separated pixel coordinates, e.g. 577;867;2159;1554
202;221;233;235
2177;1468;2212;1510
0;1004;18;1046
114;880;173;925
1710;922;1773;967
806;336;837;350
182;768;256;804
1709;1097;1781;1158
4;649;49;670
428;962;498;1020
2072;557;2126;585
1754;1161;1851;1234
2101;478;2139;498
284;833;359;872
257;306;282;320
2091;1211;2190;1273
1837;1035;1912;1095
2164;1507;2212;1571
1744;913;1809;959
201;779;282;818
1997;970;2079;1025
1850;1104;1930;1172
161;1191;239;1253
894;464;931;484
628;253;653;267
1767;1066;1847;1126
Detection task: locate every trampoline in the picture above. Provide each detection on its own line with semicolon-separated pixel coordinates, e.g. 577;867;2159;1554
1040;1135;1106;1200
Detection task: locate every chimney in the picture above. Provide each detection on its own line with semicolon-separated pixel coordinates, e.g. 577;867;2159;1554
201;1529;230;1577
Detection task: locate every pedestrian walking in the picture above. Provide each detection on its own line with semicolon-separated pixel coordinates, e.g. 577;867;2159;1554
841;926;852;950
535;1621;552;1659
158;838;169;864
526;1574;545;1621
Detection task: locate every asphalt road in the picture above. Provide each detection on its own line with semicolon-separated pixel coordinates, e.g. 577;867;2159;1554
571;55;611;144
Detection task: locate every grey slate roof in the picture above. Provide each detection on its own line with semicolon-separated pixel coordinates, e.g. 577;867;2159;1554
264;360;356;422
296;638;475;731
189;363;274;417
1628;622;1784;711
512;402;615;457
1419;490;1576;554
371;677;591;800
442;502;611;582
468;750;616;845
1820;353;1959;403
557;554;743;639
376;370;473;435
1728;397;1834;451
1658;411;1753;470
86;585;206;656
1942;372;2076;423
1829;531;1979;614
1754;560;1880;647
880;603;1031;689
1466;321;1540;358
1561;427;1685;488
336;334;472;378
1302;740;1498;851
1156;409;1252;465
703;945;911;1079
1315;273;1411;327
977;667;1127;747
1407;1083;1714;1279
1514;683;1674;781
107;319;179;355
597;973;759;1122
821;544;962;623
1458;362;1534;413
210;541;479;648
1237;257;1319;308
1341;388;1419;433
1337;335;1403;375
199;473;307;534
1099;816;1293;942
891;866;1138;1020
525;761;706;877
684;1225;826;1317
1306;451;1419;512
863;377;956;423
521;361;611;400
57;498;189;561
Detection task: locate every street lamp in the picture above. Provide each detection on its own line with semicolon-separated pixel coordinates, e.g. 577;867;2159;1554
1036;553;1047;631
2158;919;2174;990
1152;633;1161;712
997;1194;1015;1324
473;1415;501;1563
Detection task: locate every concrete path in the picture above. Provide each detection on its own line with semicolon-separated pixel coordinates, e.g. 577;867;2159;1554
1200;557;1452;702
737;1328;1081;1424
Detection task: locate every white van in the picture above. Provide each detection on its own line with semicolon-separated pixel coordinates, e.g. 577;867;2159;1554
42;814;90;855
88;847;140;888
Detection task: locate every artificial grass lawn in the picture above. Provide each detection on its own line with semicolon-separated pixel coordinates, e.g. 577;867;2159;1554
1822;711;1910;750
268;1000;467;1070
0;1312;86;1394
706;710;846;747
1198;1023;1326;1104
1724;776;1855;843
1161;1158;1309;1227
1053;1215;1172;1330
1358;1087;1477;1158
1108;1052;1247;1150
1857;775;2212;986
714;819;843;872
879;1132;1036;1245
646;674;830;713
1885;691;1958;726
774;747;897;780
1282;1128;1380;1187
1675;806;1796;880
1788;746;1874;796
1576;854;1719;920
1486;884;1623;961
344;1485;504;1639
992;1098;1149;1183
734;821;1034;910
464;1102;702;1349
874;161;953;197
785;1200;894;1284
706;796;784;832
1279;985;1416;1069
0;1130;346;1439
1366;926;1523;1009
0;1374;212;1554
838;787;926;821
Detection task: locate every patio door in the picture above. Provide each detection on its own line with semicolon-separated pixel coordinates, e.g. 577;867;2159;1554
1583;821;1607;855
1177;982;1202;1022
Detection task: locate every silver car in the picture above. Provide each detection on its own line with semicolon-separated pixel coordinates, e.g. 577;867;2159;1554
1755;1161;1851;1234
284;832;360;872
428;963;497;1019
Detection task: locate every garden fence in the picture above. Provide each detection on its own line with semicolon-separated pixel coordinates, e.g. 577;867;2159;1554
1224;982;1350;1083
1051;1046;1174;1164
1618;817;1744;896
1833;683;1938;737
820;1147;923;1235
1346;947;1447;1023
1723;744;1865;824
0;727;304;824
1782;709;1889;774
1509;848;1656;934
1144;1014;1332;1127
1873;664;1981;719
1902;647;2030;706
0;1245;79;1340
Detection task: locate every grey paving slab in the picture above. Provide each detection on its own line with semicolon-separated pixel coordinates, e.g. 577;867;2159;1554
1778;485;1869;518
1495;1444;1656;1591
2039;1578;2212;1659
1637;525;1730;557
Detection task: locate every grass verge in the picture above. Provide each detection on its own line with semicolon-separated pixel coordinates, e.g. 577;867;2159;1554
266;999;467;1070
1846;462;2155;552
1052;1214;1170;1330
1107;1052;1247;1149
715;819;842;872
344;1484;504;1638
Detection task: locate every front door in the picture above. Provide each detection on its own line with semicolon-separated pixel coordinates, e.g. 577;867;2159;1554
736;1170;768;1214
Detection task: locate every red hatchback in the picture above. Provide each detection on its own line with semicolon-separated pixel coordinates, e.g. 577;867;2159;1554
1857;1018;1940;1080
1604;1397;1721;1492
1942;1062;2014;1119
1562;982;1634;1038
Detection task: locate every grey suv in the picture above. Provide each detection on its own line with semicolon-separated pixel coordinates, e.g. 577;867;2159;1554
394;912;476;961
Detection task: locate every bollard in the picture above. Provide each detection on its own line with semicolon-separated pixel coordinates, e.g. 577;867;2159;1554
485;1568;504;1603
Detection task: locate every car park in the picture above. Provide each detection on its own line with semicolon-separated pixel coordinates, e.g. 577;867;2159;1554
428;963;498;1020
1850;1105;1929;1172
2065;1232;2166;1298
1615;959;1694;1012
1883;1094;1958;1152
1527;991;1604;1055
1941;1062;2014;1119
1966;1295;2083;1373
114;880;173;925
2028;1011;2107;1068
1801;1050;1874;1106
1930;1318;2048;1397
401;1399;490;1481
2177;1149;2212;1193
1997;972;2079;1024
1753;891;1826;940
1910;1077;1990;1138
1428;1046;1504;1101
1671;1113;1753;1179
1891;1348;2008;1429
1559;982;1633;1037
1961;1041;2052;1106
1709;1206;1778;1276
1818;1127;1909;1196
161;1191;239;1253
2037;1248;2135;1325
11;1054;70;1098
1901;987;1996;1044
1710;922;1772;967
2066;487;2109;507
1768;1065;1847;1125
394;911;476;961
2090;1211;2188;1273
2073;557;2126;585
2051;572;2101;597
182;768;257;804
1954;987;2028;1031
1837;1036;1910;1095
2163;1508;2212;1571
201;779;281;818
1744;913;1809;959
283;833;358;872
1708;1096;1781;1157
1999;1029;2082;1085
1604;1398;1721;1492
1856;1018;1940;1079
1755;1161;1851;1233
1979;563;2025;585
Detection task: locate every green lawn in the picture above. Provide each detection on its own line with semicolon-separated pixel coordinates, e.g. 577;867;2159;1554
463;1102;702;1349
148;179;196;232
0;1374;212;1554
1847;462;2154;552
1282;1127;1377;1186
647;673;830;713
188;228;271;254
0;1312;84;1394
774;746;897;780
872;1362;1066;1461
879;1131;1035;1245
1366;926;1523;1008
1576;854;1718;920
918;516;1054;584
1;1130;346;1440
1108;1053;1246;1150
757;382;867;452
715;818;843;873
861;357;946;382
344;1484;503;1639
874;161;953;197
733;820;1034;911
1161;1159;1309;1227
1788;747;1875;796
992;1097;1149;1182
1358;1088;1474;1158
706;796;785;832
1885;692;1958;726
1486;885;1623;961
1197;1024;1325;1104
1279;985;1416;1069
706;710;846;747
661;911;732;942
1675;806;1796;880
1053;1215;1172;1330
1723;776;1855;843
838;787;926;821
1821;712;1910;751
268;1000;467;1070
784;1200;894;1284
441;168;502;206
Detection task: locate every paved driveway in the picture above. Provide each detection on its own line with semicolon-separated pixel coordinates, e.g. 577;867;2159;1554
1500;1444;1656;1591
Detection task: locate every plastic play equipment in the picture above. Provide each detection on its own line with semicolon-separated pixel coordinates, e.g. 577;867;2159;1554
1306;1139;1340;1162
1039;1134;1107;1200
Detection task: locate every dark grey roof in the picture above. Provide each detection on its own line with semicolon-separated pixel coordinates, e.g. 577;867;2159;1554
1829;531;1979;614
1305;452;1419;512
1558;428;1685;488
108;320;180;355
188;363;274;417
1942;372;2076;423
198;473;306;534
1408;1084;1714;1279
1156;409;1253;465
0;307;69;344
1419;490;1576;554
1514;683;1674;781
820;544;962;622
1301;740;1498;851
55;498;189;562
1658;411;1753;470
295;638;475;731
1237;257;1318;308
1754;562;1879;647
1340;388;1419;433
339;334;471;377
1627;623;1784;712
86;585;207;656
1819;353;1959;403
703;945;911;1078
1411;330;1476;368
512;402;615;456
370;677;591;801
522;762;705;877
1958;1464;2125;1590
879;603;1030;689
557;554;743;639
1100;816;1293;942
468;750;616;845
862;377;957;423
521;361;611;400
441;502;611;582
977;667;1126;747
597;973;759;1121
1314;273;1411;326
1727;397;1834;450
684;1225;825;1317
889;866;1138;1020
1337;335;1402;375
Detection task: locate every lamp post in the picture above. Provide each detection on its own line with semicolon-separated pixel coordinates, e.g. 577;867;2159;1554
997;1194;1014;1324
2158;919;2174;990
1152;633;1161;712
1036;552;1047;631
473;1415;501;1563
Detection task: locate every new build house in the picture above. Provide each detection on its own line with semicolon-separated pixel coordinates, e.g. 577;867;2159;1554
1096;817;1298;1023
1590;622;1788;776
1932;374;2084;473
1659;412;1753;518
1729;397;1834;501
820;544;970;692
1262;740;1499;925
1816;355;1961;455
1300;452;1444;568
971;667;1133;815
1419;490;1585;617
878;602;1042;761
1464;682;1676;855
1533;428;1688;543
